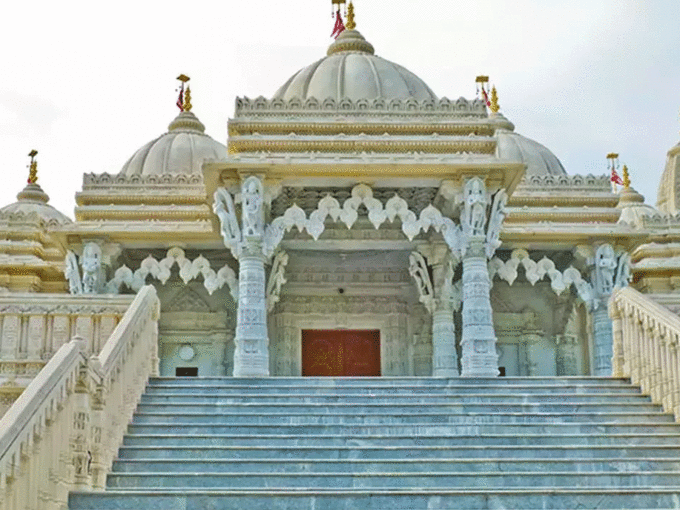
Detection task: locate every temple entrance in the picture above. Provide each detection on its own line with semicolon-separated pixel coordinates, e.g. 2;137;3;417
301;330;381;376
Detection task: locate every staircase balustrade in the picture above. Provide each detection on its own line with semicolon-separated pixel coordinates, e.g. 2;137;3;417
611;286;680;420
0;285;159;510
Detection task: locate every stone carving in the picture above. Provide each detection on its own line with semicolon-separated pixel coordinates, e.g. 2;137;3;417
106;247;238;302
485;190;508;259
242;176;264;238
409;252;435;314
594;244;617;297
235;96;488;115
213;187;242;258
462;178;488;237
64;242;105;295
266;251;289;312
267;183;461;252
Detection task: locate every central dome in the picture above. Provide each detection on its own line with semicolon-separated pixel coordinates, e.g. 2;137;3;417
273;29;438;103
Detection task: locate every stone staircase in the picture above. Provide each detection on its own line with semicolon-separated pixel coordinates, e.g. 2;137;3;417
69;377;680;509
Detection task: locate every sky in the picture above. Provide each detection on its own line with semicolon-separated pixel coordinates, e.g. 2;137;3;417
1;0;678;218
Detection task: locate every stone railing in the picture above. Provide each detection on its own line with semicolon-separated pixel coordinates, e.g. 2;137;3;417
611;287;680;420
0;294;133;382
0;286;159;510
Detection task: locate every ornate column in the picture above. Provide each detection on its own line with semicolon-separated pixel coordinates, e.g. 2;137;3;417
214;175;270;377
410;249;459;377
233;177;269;377
459;178;507;377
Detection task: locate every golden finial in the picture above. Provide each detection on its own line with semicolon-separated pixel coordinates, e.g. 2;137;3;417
176;74;190;112
622;165;631;189
475;76;489;84
490;85;500;114
346;2;356;30
606;152;619;161
183;86;192;112
27;150;38;184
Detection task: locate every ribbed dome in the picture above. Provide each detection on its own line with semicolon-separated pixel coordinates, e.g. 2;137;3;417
0;182;72;225
618;186;657;229
496;129;567;176
119;111;227;177
273;29;437;103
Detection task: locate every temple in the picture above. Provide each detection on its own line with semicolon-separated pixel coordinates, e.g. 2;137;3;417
3;4;680;508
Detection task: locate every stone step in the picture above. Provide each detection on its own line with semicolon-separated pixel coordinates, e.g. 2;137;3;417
134;402;662;414
129;410;674;425
110;458;680;474
139;391;648;403
121;432;680;448
103;471;680;489
67;488;680;510
115;445;680;460
147;376;633;387
145;383;640;395
126;422;680;436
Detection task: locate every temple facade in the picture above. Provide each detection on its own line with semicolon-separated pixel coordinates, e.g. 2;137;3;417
1;13;680;404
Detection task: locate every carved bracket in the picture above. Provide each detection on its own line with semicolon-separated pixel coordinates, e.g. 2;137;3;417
266;251;289;312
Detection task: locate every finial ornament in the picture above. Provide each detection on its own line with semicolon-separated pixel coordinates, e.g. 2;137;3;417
490;85;500;114
176;74;190;112
346;2;356;30
183;86;192;112
622;165;631;189
27;150;38;184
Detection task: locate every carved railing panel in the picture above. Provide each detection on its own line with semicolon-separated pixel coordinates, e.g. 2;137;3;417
611;287;680;420
0;285;159;510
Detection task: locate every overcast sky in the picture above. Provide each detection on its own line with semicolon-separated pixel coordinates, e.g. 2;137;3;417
1;0;678;218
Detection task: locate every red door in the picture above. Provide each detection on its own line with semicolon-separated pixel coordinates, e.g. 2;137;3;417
302;330;381;376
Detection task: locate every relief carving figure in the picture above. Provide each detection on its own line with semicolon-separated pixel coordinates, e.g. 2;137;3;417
65;251;82;294
81;242;104;294
409;252;434;313
242;176;264;238
213;187;241;257
463;178;488;237
594;244;617;297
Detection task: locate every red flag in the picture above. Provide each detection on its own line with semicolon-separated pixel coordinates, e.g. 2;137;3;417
481;87;491;107
176;86;184;112
331;10;345;38
610;167;623;185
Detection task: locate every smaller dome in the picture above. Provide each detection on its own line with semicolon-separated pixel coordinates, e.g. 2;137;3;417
496;128;567;176
617;186;657;229
273;29;438;103
0;182;72;225
119;111;227;177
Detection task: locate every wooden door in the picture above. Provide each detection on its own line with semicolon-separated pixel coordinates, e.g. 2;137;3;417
301;330;381;376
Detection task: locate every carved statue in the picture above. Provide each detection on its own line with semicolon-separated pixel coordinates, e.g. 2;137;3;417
409;252;434;313
64;251;82;294
594;244;617;297
213;187;241;255
266;251;289;311
242;176;264;238
463;178;488;237
81;242;104;294
615;252;631;289
485;190;508;259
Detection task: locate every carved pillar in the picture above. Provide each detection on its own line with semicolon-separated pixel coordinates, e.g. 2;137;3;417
592;302;613;375
460;237;499;377
459;178;506;377
233;176;269;377
431;258;459;377
556;334;579;376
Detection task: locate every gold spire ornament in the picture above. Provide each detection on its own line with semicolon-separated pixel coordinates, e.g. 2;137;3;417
27;150;38;184
183;86;192;112
346;2;356;30
490;85;500;114
622;165;631;189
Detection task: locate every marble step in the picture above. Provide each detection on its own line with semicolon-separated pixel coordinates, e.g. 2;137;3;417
103;471;680;489
140;391;647;402
147;376;633;388
126;422;680;436
114;445;680;460
67;488;680;510
129;410;674;425
110;458;680;474
134;402;662;414
121;432;680;448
